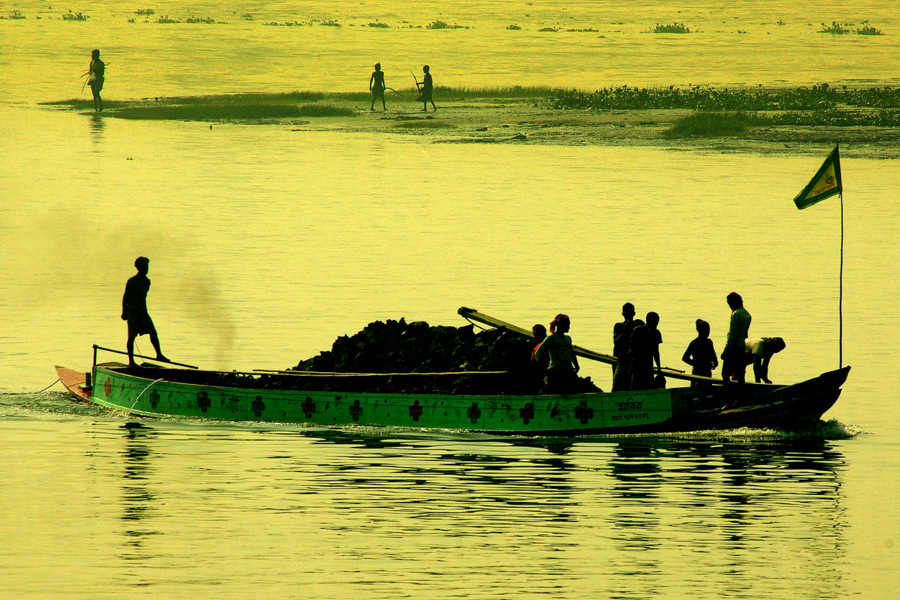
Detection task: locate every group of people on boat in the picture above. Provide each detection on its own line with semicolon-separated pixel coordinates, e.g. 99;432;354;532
529;292;786;395
121;254;783;391
370;63;436;112
610;303;665;392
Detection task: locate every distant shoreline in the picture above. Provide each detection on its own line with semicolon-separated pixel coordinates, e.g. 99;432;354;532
42;85;900;157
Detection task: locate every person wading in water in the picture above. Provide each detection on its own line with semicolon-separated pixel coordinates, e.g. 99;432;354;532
87;49;105;112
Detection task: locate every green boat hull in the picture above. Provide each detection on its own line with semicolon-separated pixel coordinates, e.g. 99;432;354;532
71;363;848;435
89;364;680;433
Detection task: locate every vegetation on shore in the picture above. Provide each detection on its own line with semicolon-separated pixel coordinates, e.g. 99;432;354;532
663;112;763;138
44;92;356;121
43;84;900;146
549;84;900;137
108;102;354;121
44;86;558;122
549;84;900;111
819;20;884;35
651;22;691;34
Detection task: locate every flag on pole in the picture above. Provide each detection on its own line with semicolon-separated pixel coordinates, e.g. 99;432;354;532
793;145;842;209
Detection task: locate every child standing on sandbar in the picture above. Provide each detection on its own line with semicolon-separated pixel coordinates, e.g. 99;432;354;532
415;65;436;112
370;63;386;111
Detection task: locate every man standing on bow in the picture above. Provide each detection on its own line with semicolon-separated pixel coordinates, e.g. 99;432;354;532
122;256;168;367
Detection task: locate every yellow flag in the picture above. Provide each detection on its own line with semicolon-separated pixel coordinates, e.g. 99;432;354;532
794;145;842;209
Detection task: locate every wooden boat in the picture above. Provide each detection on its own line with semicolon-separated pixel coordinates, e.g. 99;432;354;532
55;308;849;435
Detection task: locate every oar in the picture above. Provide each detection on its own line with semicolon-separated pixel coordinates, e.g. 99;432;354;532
458;306;617;365
252;369;508;377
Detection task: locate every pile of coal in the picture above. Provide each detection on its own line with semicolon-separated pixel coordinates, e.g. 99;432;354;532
271;318;599;395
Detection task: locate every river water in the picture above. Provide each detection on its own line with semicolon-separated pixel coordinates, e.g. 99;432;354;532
2;1;899;598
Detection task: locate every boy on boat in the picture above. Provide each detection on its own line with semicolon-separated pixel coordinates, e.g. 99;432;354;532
630;312;663;390
683;319;718;376
528;323;549;392
122;256;168;367
682;319;718;396
612;302;637;391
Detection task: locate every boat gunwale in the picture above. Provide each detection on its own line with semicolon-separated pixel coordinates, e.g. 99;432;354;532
94;363;671;402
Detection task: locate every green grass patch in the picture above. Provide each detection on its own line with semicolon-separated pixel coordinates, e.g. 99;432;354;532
769;109;900;127
434;85;557;99
393;119;455;129
111;104;303;120
664;112;762;138
112;102;354;121
44;88;557;116
43;93;355;121
147;92;327;105
426;20;468;30
550;84;900;111
652;22;691;33
819;21;850;34
295;104;356;117
857;21;884;35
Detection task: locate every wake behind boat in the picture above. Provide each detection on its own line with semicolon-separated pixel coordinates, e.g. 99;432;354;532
55;308;848;435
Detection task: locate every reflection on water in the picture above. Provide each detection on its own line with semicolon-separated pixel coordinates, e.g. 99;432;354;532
70;421;847;599
88;113;106;143
120;424;159;560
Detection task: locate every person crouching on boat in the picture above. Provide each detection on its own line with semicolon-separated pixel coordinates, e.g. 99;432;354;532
534;314;580;394
745;337;786;383
122;256;168;367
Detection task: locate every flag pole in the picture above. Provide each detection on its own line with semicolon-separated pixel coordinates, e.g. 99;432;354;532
792;143;843;368
839;189;844;368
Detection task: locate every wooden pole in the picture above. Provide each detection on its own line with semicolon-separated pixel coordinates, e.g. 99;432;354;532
92;344;198;369
840;190;844;368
